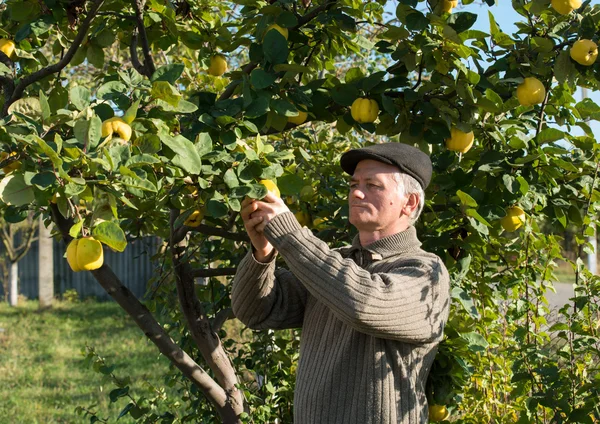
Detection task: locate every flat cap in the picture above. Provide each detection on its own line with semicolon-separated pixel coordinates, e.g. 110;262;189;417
340;142;433;189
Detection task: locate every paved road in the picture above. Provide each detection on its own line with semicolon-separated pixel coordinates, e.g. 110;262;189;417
546;282;575;311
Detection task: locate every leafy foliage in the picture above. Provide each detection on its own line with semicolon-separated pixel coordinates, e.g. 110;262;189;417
1;0;600;422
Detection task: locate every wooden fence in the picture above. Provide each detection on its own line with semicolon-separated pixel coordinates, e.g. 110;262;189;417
0;237;161;301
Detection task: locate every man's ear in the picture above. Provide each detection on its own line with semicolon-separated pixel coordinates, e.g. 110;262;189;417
402;193;419;216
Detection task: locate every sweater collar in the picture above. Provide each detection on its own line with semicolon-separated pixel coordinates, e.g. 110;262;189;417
349;226;422;259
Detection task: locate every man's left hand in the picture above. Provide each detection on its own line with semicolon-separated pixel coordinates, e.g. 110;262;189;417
251;192;290;232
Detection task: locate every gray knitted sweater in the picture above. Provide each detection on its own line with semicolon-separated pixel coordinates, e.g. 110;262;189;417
231;212;450;424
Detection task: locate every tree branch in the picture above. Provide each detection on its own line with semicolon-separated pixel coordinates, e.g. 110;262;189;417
49;204;236;422
169;209;245;419
211;307;234;333
129;31;148;77
131;0;155;77
2;0;105;117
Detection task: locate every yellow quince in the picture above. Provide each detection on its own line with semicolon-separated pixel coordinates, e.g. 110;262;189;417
259;179;280;198
445;128;474;153
500;206;526;232
0;39;16;59
551;0;581;15
351;98;379;124
570;39;598;66
208;54;228;76
516;77;546;107
266;24;288;40
101;117;132;141
66;237;104;272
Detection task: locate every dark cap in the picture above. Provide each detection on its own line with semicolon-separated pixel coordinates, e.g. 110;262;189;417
340;142;432;189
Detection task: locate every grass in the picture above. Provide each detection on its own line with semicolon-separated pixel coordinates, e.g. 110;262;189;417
0;299;175;423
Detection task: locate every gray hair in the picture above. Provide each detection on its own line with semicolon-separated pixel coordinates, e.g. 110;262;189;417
392;173;425;225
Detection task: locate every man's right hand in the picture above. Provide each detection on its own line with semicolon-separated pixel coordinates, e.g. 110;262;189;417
240;197;275;262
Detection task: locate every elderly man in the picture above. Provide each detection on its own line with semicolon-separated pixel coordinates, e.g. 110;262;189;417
231;142;450;424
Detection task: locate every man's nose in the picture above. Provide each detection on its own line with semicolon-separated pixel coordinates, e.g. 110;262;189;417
351;187;365;199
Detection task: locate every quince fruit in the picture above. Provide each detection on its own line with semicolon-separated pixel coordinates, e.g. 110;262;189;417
184;209;205;227
429;404;450;422
0;39;15;59
351;98;379;123
551;0;581;15
266;24;288;40
445;127;474;153
0;151;21;174
570;39;598;66
441;0;458;13
66;237;104;272
295;211;311;227
259;179;280;198
516;77;546;107
288;105;308;125
208;54;228;76
299;185;315;201
500;206;526;232
101;117;132;141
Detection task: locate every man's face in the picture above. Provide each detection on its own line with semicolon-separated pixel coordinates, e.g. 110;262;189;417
348;159;407;235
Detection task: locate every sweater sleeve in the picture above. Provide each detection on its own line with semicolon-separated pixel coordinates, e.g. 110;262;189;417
263;212;450;344
231;249;308;330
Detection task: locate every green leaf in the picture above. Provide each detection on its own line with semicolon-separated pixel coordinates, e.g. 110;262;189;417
276;10;298;28
537;128;564;144
461;332;489;352
117;403;134;420
456;190;478;208
70;86;91;110
69;221;83;239
109;387;129;403
224;168;239;189
554;50;576;85
39;90;50;120
97;81;128;102
250;69;277;90
278;173;305;195
448;12;478;33
151;81;182;107
151;64;185;84
92;221;127;252
122;99;141;124
206;199;229;218
86;44;104;68
0;174;35;206
451;287;479;318
7;97;42;120
159;133;202;175
345;67;365;84
263;30;288;65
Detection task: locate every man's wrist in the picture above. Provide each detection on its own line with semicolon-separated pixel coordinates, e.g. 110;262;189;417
253;247;276;263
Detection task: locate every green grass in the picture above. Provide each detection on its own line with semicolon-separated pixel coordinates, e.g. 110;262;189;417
0;299;175;423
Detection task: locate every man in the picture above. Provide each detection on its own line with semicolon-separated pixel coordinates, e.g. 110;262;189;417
231;142;450;424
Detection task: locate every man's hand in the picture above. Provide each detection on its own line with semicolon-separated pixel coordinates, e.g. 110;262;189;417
251;192;291;232
240;193;289;262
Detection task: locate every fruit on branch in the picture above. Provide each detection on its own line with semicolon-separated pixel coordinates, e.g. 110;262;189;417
0;151;21;174
288;106;308;125
266;24;289;40
428;404;450;422
500;206;526;232
184;209;205;227
441;0;458;13
66;237;104;272
570;39;598;66
445;128;474;153
101;117;132;141
208;54;228;76
516;77;546;106
351;98;379;123
551;0;581;15
0;39;15;59
294;211;311;227
259;179;280;198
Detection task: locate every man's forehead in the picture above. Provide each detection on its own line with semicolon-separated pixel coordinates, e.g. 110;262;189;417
352;159;400;177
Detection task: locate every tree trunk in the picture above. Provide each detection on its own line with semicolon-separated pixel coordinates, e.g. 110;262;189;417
38;217;54;309
9;261;18;306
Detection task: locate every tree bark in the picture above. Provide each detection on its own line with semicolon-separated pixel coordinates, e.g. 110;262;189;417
9;261;18;306
38;217;54;309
